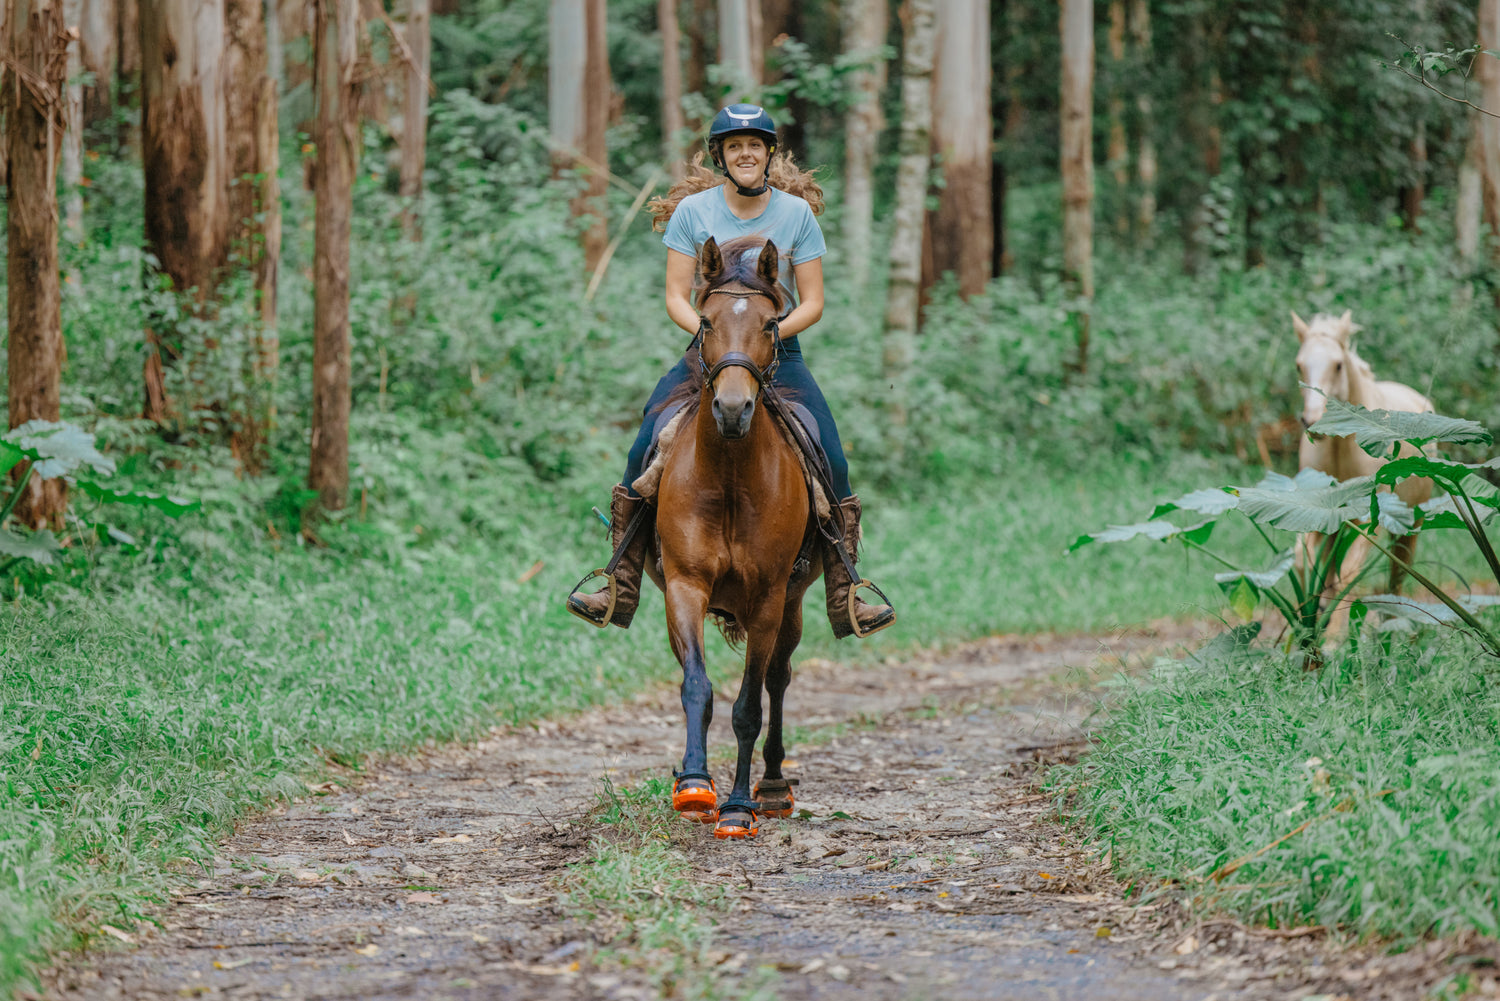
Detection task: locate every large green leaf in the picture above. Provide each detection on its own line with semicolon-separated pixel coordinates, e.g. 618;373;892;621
6;420;115;479
1151;487;1239;519
0;440;24;478
1356;593;1500;625
1376;454;1500;489
0;528;63;566
1068;519;1214;553
1374;492;1415;535
75;481;200;517
1213;550;1295;589
1417;494;1500;529
1232;469;1376;534
1307;398;1492;457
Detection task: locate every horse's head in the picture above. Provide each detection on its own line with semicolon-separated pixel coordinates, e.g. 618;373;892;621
1292;309;1360;428
695;236;785;440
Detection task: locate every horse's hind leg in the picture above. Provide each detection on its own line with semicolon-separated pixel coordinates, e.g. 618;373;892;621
715;595;786;839
755;600;804;819
665;580;717;821
1388;532;1418;595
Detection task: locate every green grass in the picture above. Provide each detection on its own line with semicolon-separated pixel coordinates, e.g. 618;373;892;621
1056;629;1500;941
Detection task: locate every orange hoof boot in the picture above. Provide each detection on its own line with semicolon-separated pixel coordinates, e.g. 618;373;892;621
672;772;718;823
713;803;759;840
752;777;798;819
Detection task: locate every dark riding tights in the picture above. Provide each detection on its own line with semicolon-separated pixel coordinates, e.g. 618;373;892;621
622;337;853;499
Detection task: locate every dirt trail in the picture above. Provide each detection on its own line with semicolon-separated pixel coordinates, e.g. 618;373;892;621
42;623;1478;1001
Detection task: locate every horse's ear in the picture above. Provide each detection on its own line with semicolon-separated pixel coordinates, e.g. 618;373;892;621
699;237;723;281
1336;309;1355;344
756;239;779;287
1290;310;1309;342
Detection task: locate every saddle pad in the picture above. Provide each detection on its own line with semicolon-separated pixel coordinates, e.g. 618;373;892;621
630;399;690;500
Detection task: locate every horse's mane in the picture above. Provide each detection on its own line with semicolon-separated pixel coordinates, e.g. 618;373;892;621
1307;312;1374;378
648;150;825;231
650;236;791;418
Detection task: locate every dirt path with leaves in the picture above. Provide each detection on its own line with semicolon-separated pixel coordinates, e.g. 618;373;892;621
41;623;1493;1001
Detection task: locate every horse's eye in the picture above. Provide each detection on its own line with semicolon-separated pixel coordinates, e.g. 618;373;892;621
1334;362;1343;372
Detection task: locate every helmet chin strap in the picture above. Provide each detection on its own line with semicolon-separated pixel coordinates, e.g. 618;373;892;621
714;144;776;197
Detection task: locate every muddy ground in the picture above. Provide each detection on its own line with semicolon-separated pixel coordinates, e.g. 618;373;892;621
41;623;1500;1001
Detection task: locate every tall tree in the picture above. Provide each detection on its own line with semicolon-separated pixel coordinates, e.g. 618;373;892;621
548;0;609;271
79;0;115;125
1477;0;1500;277
842;0;886;289
659;0;686;179
1060;0;1093;373
398;0;429;237
761;0;803;156
717;0;759;99
1106;0;1126;236
923;0;990;300
225;0;280;468
6;0;70;528
115;0;137;146
309;0;360;513
684;0;710;127
1129;0;1155;238
882;0;936;426
62;0;84;243
140;0;231;422
1458;125;1482;264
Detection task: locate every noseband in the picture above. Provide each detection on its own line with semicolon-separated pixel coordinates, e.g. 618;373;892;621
691;288;784;392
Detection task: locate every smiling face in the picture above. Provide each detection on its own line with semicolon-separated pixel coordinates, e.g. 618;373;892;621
720;135;770;191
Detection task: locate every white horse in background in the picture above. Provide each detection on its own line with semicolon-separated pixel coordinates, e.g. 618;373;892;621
1293;309;1434;606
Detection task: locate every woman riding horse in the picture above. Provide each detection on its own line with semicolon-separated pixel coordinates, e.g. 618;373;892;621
568;103;895;640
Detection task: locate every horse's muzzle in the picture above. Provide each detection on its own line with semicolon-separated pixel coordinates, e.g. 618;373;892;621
713;396;755;439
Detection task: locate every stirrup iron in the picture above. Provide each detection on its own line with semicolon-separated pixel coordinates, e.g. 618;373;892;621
567;568;618;628
848;578;894;639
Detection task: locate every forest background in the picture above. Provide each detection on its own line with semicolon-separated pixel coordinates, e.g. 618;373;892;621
4;0;1500;995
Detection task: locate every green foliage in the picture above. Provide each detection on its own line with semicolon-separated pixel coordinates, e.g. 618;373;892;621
1056;632;1500;939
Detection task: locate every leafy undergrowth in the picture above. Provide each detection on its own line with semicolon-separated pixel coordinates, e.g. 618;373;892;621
558;777;779;1001
1056;628;1500;942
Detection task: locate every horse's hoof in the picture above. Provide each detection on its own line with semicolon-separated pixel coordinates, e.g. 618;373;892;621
713;805;759;839
752;778;797;819
672;774;717;817
679;808;719;824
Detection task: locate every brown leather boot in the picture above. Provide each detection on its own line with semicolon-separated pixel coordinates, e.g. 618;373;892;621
823;495;895;639
568;485;650;628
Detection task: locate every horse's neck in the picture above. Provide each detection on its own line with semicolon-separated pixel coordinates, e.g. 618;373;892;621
1342;348;1376;408
692;393;781;488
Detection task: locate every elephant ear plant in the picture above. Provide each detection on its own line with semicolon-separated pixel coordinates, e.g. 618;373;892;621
0;420;199;582
1070;399;1500;664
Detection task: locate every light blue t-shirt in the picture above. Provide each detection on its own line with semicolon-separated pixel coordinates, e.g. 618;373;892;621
662;186;826;306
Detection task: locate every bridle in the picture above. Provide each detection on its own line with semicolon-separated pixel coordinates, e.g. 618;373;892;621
690;287;784;393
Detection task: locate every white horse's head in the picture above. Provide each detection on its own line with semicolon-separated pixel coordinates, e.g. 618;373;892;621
1293;309;1362;428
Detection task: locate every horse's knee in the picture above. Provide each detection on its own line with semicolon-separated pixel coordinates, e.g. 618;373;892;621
731;699;762;739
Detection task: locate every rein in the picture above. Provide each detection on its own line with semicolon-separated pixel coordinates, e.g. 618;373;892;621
691;287;784;392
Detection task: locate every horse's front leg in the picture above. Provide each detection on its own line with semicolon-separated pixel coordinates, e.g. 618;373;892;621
754;595;805;820
715;590;785;839
665;578;716;821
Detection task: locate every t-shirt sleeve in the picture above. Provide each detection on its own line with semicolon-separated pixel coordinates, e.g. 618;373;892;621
790;202;826;265
662;202;699;257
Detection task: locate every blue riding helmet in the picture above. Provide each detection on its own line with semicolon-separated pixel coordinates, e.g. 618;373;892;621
708;103;777;196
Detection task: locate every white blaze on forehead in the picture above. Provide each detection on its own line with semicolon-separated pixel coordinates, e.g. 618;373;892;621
733;298;748;315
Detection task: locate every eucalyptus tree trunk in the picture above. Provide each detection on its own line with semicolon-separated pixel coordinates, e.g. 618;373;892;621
684;0;710;128
225;0;280;470
1477;0;1500;278
398;0;429;237
79;0;115;125
63;0;84;243
548;0;609;271
1060;0;1094;373
923;0;990;300
1106;0;1126;237
309;0;359;513
115;0;137;146
842;0;887;290
1458;126;1482;264
6;0;70;528
659;0;685;179
760;0;802;156
716;0;759;99
881;0;936;426
1129;0;1155;238
140;0;231;423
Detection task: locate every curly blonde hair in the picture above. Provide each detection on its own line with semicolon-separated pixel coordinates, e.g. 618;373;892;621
648;150;825;232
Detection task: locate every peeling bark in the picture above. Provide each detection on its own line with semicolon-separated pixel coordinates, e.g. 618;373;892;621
80;0;116;125
6;0;70;528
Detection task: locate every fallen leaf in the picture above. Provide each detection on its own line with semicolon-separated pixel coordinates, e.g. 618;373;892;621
352;944;380;957
99;924;135;944
517;560;545;583
342;829;356;846
1174;934;1198;955
293;869;323;882
212;958;254;970
471;933;491;944
405;892;443;904
504;894;548;905
432;834;472;844
1039;872;1053;879
395;926;427;936
30;735;42;761
864;860;890;872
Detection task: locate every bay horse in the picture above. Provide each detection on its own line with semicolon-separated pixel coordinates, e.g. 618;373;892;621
1293;309;1434;611
643;235;820;840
